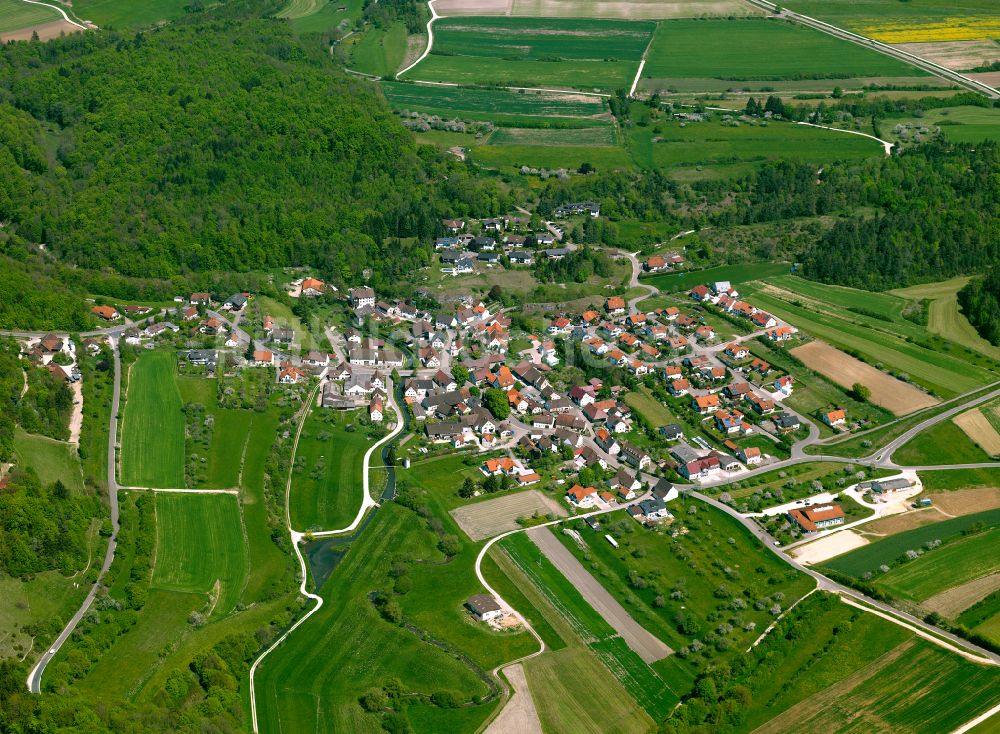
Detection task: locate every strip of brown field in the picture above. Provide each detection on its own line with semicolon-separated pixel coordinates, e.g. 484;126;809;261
922;572;1000;618
791;340;939;416
0;19;79;42
953;410;1000;457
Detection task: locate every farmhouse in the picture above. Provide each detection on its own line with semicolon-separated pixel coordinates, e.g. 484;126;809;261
789;505;845;533
301;278;326;297
466;595;504;623
91;305;120;321
349;287;375;308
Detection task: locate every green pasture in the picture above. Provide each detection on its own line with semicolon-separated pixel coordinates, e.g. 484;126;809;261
288;409;374;531
71;0;191;28
348;20;408;77
902;106;1000;145
628;120;883;172
489;125;617;146
405;17;653;89
177;376;254;488
0;569;93;662
920;467;1000;492
121;350;185;488
473;141;632;172
642;18;921;82
152;493;248;617
875;527;1000;602
623;386;675;427
254;503;519;733
823;508;1000;578
13;428;84;494
380;81;607;118
0;0;62;33
894;420;991;465
280;0;363;33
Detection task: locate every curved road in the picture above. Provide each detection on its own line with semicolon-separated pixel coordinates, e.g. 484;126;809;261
396;0;440;78
27;338;122;692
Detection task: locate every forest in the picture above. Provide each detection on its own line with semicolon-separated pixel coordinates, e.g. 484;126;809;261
959;267;1000;346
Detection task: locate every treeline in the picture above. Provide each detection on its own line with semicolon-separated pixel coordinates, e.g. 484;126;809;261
363;0;424;33
0;337;73;452
0;20;510;298
0;468;98;577
958;267;1000;345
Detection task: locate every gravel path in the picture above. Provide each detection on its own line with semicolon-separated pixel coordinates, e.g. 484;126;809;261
527;526;671;663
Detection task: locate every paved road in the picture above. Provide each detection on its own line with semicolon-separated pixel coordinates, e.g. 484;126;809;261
27;338;122;692
690;490;1000;666
528;526;672;663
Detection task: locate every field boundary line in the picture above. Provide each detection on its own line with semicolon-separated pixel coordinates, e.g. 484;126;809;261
397;0;440;78
122;486;240;494
401;78;611;98
951;700;1000;734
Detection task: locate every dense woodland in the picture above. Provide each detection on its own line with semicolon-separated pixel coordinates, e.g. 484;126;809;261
959;267;1000;345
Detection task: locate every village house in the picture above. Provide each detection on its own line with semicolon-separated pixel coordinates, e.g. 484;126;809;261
823;409;847;427
301;278;326;297
466;594;504;623
91;305;120;321
605;296;626;316
789;504;845;533
619;442;651;470
628;497;672;524
566;484;599;508
349;287;376;309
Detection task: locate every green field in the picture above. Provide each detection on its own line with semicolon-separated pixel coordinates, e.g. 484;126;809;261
0;569;92;661
176;376;254;489
13;428;84;494
489;125;616;146
121;351;185;488
381;80;607;119
643;261;790;292
920;467;1000;492
288;409;374;531
642;18;921;83
894;419;992;465
892;106;1000;145
255;502;530;733
0;0;62;33
349;20;409;77
628;120;884;173
473;140;632;172
279;0;363;33
500;531;681;719
823;508;1000;578
891;276;1000;361
71;0;191;28
405;17;653;90
875;527;1000;603
623;386;675;427
152;493;248;616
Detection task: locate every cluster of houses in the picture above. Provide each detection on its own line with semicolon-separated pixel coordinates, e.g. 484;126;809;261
643;253;686;273
18;333;82;383
689;280;796;340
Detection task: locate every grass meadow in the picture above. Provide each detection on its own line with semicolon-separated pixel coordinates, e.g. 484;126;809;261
280;0;363;33
642;18;921;82
642;261;789;292
875;528;1000;603
13;428;84;494
381;81;607;119
152;493;249;617
121;350;185;487
406;17;653;89
822;508;1000;578
288;408;373;531
348;20;408;77
894;419;991;465
254;503;526;733
176;376;254;489
71;0;191;28
0;0;61;33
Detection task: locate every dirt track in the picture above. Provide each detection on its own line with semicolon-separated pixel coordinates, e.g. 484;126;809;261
485;663;543;734
791;340;939;416
527;526;671;663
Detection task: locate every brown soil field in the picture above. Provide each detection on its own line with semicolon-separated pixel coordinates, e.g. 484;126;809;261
484;663;543;734
791;340;939;416
922;572;1000;618
791;529;869;566
0;18;78;42
895;40;1000;71
953;410;1000;457
930;486;1000;516
860;508;951;537
970;71;1000;87
528;526;672;663
450;489;566;541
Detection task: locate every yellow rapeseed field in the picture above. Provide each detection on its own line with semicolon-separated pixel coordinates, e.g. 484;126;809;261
864;18;1000;43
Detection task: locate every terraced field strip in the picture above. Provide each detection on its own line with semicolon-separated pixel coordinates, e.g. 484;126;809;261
382;81;607;118
791;340;938;416
923;573;1000;619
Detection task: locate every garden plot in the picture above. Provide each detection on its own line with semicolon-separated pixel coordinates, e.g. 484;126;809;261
451;489;567;541
791;340;938;416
